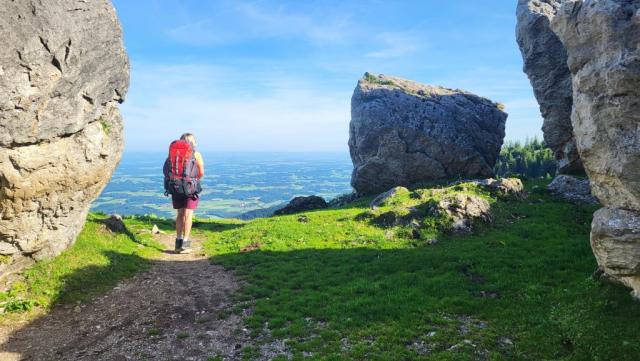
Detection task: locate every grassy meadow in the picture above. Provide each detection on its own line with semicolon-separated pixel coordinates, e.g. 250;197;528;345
2;180;639;360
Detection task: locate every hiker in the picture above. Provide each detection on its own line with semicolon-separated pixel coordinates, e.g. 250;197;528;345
163;133;204;254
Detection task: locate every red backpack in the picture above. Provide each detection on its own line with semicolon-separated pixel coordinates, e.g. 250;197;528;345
163;140;202;197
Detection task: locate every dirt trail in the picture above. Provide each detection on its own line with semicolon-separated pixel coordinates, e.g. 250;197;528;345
0;235;250;361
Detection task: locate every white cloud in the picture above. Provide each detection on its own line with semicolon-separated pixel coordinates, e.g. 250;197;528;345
366;32;421;59
122;62;351;153
166;1;352;46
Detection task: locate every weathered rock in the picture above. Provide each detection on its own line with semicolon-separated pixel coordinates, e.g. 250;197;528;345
105;214;126;233
516;0;582;174
551;0;640;297
591;208;640;299
370;186;409;208
436;194;492;234
327;192;360;208
274;196;328;215
547;175;598;205
552;0;640;211
349;73;507;195
0;0;129;279
468;178;526;198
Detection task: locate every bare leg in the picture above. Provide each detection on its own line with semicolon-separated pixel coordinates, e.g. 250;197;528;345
175;208;185;251
176;208;185;239
183;209;194;244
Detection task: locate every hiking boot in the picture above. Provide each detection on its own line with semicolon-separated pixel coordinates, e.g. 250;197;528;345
180;240;192;254
174;238;183;253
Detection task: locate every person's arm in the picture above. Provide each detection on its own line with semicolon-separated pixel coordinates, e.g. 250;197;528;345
194;152;204;178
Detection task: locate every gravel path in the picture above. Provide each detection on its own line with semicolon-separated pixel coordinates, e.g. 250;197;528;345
0;235;250;361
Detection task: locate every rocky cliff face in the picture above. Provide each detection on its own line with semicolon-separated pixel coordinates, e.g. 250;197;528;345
516;0;582;174
349;73;507;195
551;0;640;298
0;0;129;281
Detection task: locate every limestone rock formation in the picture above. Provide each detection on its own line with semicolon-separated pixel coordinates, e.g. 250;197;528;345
349;73;507;195
516;0;582;174
551;0;640;297
436;194;492;234
547;175;598;205
0;0;129;280
275;196;328;215
591;208;640;297
467;178;526;199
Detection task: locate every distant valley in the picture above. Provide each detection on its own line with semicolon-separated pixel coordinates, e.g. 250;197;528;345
92;152;354;219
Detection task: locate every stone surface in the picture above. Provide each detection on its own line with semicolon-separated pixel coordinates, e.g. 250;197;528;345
436;194;492;234
516;0;582;174
327;192;360;208
552;0;640;297
552;0;640;211
105;214;126;233
349;73;507;195
468;178;526;198
547;175;598;205
591;208;640;299
370;186;409;208
0;0;129;279
274;196;328;215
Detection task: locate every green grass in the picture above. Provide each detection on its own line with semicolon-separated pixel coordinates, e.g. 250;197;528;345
195;180;640;360
364;72;396;86
0;214;162;318
2;180;639;360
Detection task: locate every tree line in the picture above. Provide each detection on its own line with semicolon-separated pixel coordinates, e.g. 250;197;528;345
495;138;557;178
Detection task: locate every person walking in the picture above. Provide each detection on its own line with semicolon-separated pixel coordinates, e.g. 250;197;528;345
163;133;204;254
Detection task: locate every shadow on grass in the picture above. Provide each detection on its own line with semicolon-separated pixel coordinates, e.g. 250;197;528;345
192;221;245;233
210;245;640;359
97;218;140;243
2;242;639;360
57;251;152;305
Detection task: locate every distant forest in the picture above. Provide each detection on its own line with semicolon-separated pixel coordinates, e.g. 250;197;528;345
495;138;557;178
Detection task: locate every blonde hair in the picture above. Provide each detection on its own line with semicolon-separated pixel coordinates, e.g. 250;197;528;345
180;133;197;147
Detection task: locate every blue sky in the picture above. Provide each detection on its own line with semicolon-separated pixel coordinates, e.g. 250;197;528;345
112;0;542;153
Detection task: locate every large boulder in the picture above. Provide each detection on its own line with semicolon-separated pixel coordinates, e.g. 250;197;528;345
0;0;129;281
274;196;328;215
591;208;640;298
349;73;507;195
516;0;582;174
551;0;640;297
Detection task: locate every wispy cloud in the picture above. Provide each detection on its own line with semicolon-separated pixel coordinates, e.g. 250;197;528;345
166;1;352;46
366;32;421;58
123;62;351;152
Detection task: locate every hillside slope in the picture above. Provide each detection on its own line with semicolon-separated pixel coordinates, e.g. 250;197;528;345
0;180;638;360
